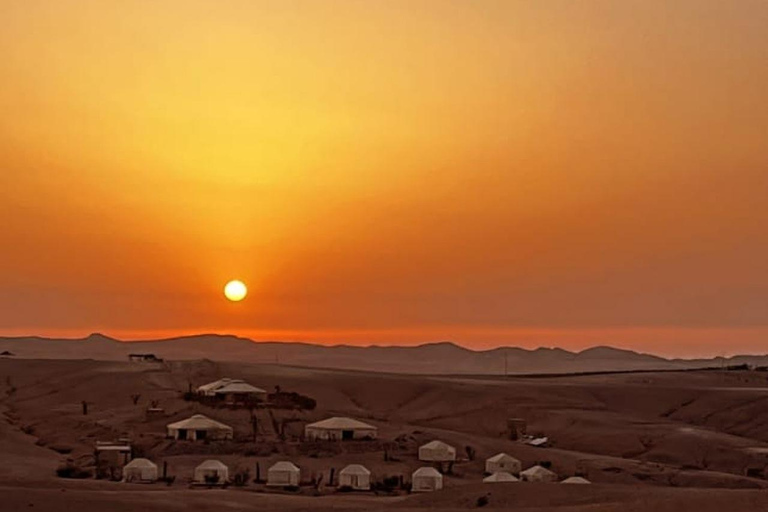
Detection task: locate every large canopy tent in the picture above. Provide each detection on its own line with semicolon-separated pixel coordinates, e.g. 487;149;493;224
304;417;378;441
166;414;233;441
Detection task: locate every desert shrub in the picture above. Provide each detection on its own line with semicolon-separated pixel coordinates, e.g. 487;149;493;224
56;463;92;479
476;495;490;507
371;475;401;493
267;391;317;410
233;468;251;487
49;444;73;454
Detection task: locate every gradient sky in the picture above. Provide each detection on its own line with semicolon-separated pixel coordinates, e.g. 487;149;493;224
1;1;767;357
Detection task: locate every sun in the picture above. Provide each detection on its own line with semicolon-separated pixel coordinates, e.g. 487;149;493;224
223;280;248;302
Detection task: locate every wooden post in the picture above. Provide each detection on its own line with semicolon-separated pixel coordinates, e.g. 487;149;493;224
329;467;335;487
163;461;168;479
256;462;261;483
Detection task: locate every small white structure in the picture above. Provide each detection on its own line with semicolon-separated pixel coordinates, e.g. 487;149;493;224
418;440;456;462
338;464;371;490
527;436;549;447
520;465;557;483
193;460;229;485
485;453;521;475
122;458;158;483
167;414;233;441
483;471;519;483
267;461;300;487
412;466;443;492
561;476;591;484
304;417;378;441
95;441;132;467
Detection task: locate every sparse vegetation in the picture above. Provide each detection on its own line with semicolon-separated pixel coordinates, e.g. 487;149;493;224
233;468;251;487
56;462;92;479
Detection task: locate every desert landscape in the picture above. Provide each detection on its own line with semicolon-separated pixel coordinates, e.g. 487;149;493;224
3;2;768;511
2;342;768;511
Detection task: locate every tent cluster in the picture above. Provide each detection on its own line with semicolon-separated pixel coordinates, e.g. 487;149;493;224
153;421;587;491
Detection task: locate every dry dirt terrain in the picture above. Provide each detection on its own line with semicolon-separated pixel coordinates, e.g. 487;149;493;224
2;357;768;511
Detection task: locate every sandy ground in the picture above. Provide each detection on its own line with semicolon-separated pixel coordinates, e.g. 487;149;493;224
2;358;768;511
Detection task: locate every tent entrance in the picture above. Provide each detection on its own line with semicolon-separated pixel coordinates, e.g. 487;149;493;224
342;430;353;440
196;430;207;440
178;429;188;440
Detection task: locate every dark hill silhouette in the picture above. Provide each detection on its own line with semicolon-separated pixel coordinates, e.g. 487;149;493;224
0;334;765;375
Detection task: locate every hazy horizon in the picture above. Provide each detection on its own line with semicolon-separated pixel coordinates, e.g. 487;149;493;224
2;328;767;359
2;1;767;357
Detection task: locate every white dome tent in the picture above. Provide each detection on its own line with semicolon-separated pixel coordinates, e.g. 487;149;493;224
412;466;443;492
304;417;378;441
338;464;371;490
520;465;557;483
193;460;229;485
167;414;233;441
485;453;521;475
562;476;591;484
418;440;456;462
267;461;301;487
122;458;158;483
483;471;519;483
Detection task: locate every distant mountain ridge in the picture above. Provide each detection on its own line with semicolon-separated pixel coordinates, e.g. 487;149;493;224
0;333;766;375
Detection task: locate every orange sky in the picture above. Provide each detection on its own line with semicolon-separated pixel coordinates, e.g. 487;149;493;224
1;1;767;357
